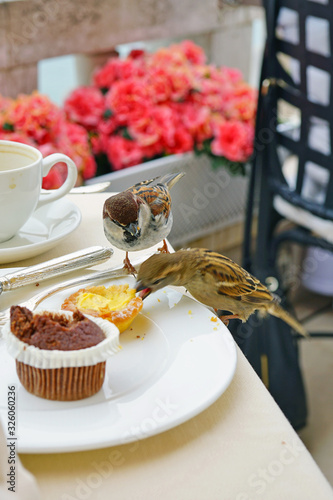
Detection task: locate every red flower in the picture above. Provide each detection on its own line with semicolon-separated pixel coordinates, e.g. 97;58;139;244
147;66;194;103
0;40;257;185
105;78;151;125
180;102;213;144
93;57;146;90
3;92;62;144
64;87;105;129
211;120;254;163
128;111;161;148
224;85;258;123
42;165;66;190
164;125;194;155
178;40;206;65
128;49;146;60
40;122;97;188
105;136;145;170
0;130;35;146
59;122;97;181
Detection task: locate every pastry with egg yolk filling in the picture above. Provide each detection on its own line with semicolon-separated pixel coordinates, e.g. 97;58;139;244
61;284;142;333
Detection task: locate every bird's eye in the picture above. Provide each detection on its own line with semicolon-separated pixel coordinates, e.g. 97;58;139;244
152;278;163;286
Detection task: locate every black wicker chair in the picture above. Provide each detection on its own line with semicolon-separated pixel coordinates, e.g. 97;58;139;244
231;0;333;429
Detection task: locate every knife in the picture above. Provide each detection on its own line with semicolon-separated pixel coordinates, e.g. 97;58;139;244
0;246;113;294
70;181;111;194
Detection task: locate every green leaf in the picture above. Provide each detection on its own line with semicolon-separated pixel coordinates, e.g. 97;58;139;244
121;127;133;140
194;138;214;156
210;155;246;176
103;109;113;119
3;122;14;132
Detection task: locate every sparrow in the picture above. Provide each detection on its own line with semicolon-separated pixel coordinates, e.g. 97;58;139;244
103;172;185;273
135;248;307;336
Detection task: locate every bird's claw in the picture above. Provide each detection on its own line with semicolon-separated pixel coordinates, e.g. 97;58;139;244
216;311;240;327
157;239;169;254
123;254;137;276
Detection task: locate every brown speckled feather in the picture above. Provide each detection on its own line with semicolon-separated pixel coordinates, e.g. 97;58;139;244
131;183;171;218
196;250;273;304
127;173;184;219
135;248;307;335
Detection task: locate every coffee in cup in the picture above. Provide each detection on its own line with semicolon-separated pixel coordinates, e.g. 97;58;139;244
0;140;78;243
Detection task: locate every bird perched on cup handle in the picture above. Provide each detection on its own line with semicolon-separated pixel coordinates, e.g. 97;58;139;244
135;248;307;337
103;172;185;274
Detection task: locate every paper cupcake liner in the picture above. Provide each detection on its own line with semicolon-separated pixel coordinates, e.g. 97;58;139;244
16;360;106;401
3;309;121;369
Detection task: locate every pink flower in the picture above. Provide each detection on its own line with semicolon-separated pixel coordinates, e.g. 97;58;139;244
0;95;11;113
93;57;146;90
0;91;99;188
220;66;244;84
165;126;194;154
81;156;97;180
128;112;161;148
64;87;105;129
4;92;63;144
180;103;213;144
190;79;226;112
1;41;257;184
224;85;258;123
150;66;194;102
42;165;66;190
128;49;146;60
60;122;97;181
211;120;254;163
105;136;145;170
0;131;35;146
179;40;206;65
105;78;151;125
145;68;174;103
97;115;118;137
150;47;187;68
40;122;97;188
210;66;243;85
38;142;58;157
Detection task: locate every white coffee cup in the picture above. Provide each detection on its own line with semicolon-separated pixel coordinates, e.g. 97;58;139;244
0;140;78;243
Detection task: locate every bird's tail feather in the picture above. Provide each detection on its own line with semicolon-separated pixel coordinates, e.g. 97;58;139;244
268;303;307;337
159;172;185;190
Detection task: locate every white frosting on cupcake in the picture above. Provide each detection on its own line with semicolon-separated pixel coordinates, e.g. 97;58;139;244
3;309;121;369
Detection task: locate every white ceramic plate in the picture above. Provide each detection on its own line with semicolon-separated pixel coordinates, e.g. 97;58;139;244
0;275;237;454
0;199;81;264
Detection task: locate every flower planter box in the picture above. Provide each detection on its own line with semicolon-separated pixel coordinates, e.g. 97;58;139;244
87;152;249;247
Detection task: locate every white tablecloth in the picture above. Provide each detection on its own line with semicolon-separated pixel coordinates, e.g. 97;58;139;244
1;193;332;500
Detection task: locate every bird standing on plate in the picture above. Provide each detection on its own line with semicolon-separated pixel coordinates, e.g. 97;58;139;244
135;248;307;336
103;172;185;273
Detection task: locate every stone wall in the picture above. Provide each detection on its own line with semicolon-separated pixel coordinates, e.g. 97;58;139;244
0;0;263;97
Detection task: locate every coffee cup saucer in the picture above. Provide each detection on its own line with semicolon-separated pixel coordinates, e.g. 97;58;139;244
0;199;81;264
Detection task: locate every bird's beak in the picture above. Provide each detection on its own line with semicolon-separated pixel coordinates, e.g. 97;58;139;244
126;222;141;237
135;281;152;300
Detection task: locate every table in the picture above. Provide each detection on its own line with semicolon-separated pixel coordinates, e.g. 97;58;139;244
1;193;332;500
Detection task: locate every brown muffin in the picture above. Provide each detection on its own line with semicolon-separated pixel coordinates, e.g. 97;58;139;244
4;306;120;401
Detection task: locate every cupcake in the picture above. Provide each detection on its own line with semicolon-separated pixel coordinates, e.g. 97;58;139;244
3;305;120;401
61;283;143;333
